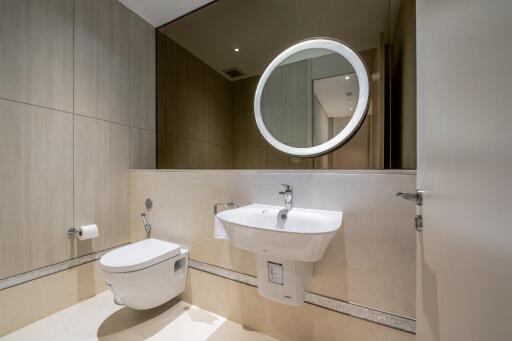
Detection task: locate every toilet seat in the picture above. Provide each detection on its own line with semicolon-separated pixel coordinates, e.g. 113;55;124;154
100;238;181;273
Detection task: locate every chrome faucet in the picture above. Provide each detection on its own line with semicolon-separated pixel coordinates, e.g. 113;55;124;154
279;184;293;211
140;213;151;233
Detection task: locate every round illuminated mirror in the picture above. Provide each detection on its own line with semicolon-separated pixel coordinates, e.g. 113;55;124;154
254;38;370;157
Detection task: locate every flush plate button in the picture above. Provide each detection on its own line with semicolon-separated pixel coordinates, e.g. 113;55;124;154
268;261;283;285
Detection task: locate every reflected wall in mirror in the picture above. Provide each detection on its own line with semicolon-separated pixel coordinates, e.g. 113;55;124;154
156;0;416;169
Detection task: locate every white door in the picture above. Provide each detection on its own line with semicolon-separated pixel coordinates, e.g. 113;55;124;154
416;1;512;340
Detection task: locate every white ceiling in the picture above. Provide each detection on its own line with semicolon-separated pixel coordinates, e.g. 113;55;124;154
118;0;214;27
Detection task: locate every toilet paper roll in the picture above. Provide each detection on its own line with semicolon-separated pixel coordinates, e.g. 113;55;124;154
78;224;99;240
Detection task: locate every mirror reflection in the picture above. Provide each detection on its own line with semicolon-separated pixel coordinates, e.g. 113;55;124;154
261;48;360;149
156;0;416;170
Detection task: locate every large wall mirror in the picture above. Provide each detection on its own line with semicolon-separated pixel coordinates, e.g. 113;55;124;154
156;0;416;169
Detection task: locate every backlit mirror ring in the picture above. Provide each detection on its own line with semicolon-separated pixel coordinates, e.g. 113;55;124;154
254;38;370;157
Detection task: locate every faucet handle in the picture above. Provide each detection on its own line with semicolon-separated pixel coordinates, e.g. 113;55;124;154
279;184;292;193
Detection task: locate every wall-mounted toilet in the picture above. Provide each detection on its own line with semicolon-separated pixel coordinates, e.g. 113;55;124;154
100;238;188;310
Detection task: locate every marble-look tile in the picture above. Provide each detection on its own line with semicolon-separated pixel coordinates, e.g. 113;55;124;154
74;0;130;124
0;0;73;112
308;173;417;317
227;172;314;210
74;116;129;255
130;13;155;131
130;127;156;169
128;170;416;318
183;268;415;341
128;171;256;275
0;99;73;278
187;259;415;333
0;261;106;336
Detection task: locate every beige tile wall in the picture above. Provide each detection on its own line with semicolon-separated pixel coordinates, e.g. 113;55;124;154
0;0;155;278
0;261;106;336
183;268;414;341
129;170;417;319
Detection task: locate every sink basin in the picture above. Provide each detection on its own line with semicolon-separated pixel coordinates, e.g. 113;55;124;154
216;204;343;262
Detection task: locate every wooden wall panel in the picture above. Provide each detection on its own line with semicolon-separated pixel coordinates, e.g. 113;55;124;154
130;127;156;169
130;13;156;131
0;0;73;112
74;0;130;124
0;0;156;280
157;35;233;169
74;116;129;256
0;100;73;279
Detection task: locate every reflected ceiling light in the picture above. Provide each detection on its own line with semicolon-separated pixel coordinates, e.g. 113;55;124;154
345;75;350;80
349;107;354;111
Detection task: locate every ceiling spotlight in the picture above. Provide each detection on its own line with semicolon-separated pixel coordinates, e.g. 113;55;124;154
234;48;240;53
345;75;350;80
349;107;353;111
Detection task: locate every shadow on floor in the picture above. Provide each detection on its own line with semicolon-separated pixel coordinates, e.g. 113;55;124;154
97;297;185;340
205;321;272;341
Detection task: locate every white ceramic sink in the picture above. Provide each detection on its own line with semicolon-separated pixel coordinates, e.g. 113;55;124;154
216;204;343;262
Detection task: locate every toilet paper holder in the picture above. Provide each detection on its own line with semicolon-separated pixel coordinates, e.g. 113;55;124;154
67;224;99;240
67;227;81;238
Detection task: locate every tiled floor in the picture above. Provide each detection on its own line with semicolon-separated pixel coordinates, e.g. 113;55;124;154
3;291;276;341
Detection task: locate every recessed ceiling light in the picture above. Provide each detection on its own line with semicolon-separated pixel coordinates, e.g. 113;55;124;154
350;107;353;111
345;76;350;80
234;48;240;53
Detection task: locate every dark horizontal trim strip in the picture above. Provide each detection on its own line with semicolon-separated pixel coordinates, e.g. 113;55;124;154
0;244;128;291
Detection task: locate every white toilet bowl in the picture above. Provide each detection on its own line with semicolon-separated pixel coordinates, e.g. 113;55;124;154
100;238;188;310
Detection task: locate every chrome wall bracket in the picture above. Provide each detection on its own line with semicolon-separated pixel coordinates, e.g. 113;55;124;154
214;202;238;215
67;227;80;238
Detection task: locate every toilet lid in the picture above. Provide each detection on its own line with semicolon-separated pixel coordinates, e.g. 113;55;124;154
100;238;181;273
